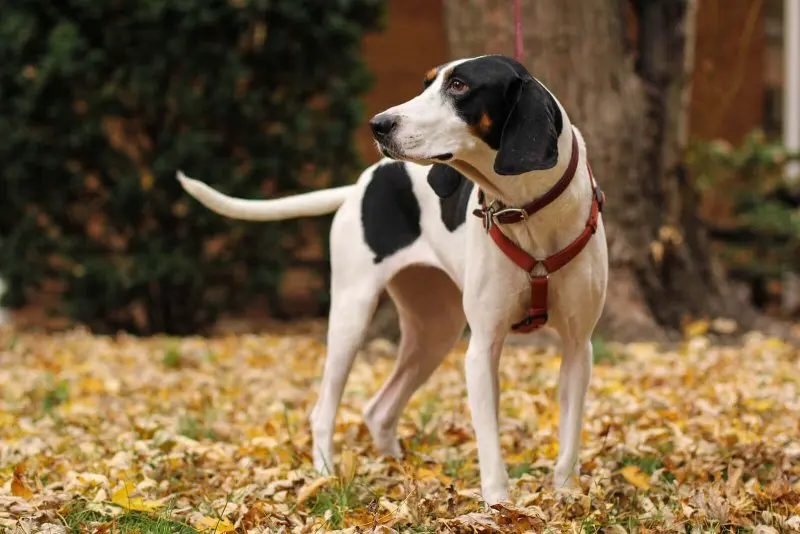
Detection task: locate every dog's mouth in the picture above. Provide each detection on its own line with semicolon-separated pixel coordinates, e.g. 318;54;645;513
376;143;453;164
377;143;403;160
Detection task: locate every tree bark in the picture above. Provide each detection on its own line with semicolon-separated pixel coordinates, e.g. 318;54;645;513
443;0;755;340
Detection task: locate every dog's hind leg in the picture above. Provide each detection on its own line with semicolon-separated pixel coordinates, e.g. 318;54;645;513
309;280;381;475
363;265;465;458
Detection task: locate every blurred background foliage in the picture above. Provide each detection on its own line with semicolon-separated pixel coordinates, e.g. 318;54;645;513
1;0;800;337
0;0;385;335
688;131;800;313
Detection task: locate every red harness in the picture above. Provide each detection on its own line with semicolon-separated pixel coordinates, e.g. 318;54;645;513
472;131;605;333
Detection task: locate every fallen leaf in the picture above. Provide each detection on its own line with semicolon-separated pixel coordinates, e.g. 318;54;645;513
110;482;161;512
339;449;357;482
140;169;154;191
296;476;333;505
684;319;710;338
196;516;235;533
440;512;502;533
11;465;33;501
620;465;651;490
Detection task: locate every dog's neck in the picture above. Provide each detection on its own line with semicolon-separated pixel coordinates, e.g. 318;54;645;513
453;125;585;213
451;123;593;259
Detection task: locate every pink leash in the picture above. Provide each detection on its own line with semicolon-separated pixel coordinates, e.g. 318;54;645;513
513;0;523;61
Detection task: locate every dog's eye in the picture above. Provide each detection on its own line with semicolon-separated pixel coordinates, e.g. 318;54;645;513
446;79;469;95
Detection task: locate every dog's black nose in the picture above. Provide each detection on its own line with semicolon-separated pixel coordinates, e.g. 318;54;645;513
369;114;398;139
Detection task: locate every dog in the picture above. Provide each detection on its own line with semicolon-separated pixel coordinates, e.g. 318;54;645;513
177;54;608;505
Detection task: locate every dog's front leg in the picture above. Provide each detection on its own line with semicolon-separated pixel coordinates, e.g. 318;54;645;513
553;339;592;491
464;326;509;505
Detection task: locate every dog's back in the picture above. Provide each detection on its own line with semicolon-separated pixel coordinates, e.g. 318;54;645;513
178;159;475;284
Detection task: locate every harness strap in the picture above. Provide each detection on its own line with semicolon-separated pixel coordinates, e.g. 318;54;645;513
475;131;605;333
473;134;580;225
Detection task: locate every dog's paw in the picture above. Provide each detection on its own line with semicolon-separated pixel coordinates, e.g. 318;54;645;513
553;461;580;492
366;425;403;458
363;410;403;459
480;485;510;507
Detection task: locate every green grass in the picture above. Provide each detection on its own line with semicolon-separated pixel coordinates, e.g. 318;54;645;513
592;336;618;365
5;334;18;350
508;462;535;479
162;346;182;369
621;454;663;475
443;455;466;478
178;414;218;441
62;503;198;533
42;378;69;414
621;454;676;484
307;479;365;530
410;395;440;449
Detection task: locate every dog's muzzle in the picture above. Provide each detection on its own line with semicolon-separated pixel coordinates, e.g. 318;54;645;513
369;113;398;141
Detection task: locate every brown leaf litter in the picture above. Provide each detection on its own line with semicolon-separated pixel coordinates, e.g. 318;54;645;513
0;324;799;532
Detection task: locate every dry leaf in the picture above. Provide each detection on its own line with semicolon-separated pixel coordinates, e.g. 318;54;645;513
110;483;161;512
196;516;235;533
620;465;651;490
684;319;710;338
11;465;33;501
440;512;502;533
296;476;333;505
140;169;154;191
1;324;799;532
339;449;357;482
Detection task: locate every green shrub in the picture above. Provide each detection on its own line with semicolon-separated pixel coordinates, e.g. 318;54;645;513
687;130;800;309
0;0;385;334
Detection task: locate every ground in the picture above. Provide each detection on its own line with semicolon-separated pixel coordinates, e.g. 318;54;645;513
1;324;799;533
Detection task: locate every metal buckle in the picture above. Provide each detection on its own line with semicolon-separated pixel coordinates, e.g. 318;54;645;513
492;207;528;224
594;186;605;212
482;200;499;233
480;203;529;233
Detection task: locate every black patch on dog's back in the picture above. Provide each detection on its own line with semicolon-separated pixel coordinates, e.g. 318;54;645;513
361;162;422;264
428;166;474;232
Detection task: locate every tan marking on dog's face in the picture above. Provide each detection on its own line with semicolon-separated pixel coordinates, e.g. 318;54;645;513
478;113;492;135
424;68;439;83
469;112;493;140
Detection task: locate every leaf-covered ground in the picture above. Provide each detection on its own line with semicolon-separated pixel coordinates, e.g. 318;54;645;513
1;324;799;533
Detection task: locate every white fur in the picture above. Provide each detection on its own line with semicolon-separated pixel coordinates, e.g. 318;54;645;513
176;170;355;221
177;56;608;506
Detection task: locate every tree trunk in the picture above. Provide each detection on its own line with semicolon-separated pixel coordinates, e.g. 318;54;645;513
443;0;755;340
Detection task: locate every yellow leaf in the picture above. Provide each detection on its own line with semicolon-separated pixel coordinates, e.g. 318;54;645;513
296;476;333;506
339;449;357;482
620;465;651;490
111;482;161;512
11;466;33;500
505;452;528;464
140;170;154;191
196;516;235;533
684;319;709;338
415;466;452;486
539;441;559;460
745;398;774;412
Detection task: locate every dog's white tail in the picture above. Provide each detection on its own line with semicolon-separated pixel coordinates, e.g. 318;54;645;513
176;170;355;221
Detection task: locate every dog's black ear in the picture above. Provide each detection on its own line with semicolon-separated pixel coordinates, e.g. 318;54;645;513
427;164;465;198
493;77;561;176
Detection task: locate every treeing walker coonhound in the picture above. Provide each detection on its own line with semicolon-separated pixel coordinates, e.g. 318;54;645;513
177;54;608;505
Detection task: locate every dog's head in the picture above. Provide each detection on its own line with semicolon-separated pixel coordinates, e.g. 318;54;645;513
369;55;565;191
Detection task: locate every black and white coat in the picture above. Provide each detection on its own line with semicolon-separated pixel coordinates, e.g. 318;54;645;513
178;54;608;505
